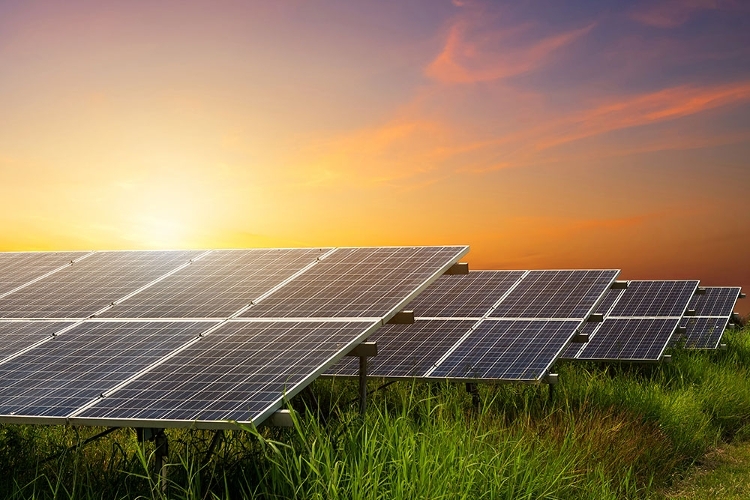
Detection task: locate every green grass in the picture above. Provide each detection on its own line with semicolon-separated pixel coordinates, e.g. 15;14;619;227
2;325;750;499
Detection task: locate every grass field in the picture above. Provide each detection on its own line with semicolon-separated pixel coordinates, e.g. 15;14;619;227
2;325;750;499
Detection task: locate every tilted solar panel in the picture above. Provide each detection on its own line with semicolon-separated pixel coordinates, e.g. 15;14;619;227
0;321;77;362
687;287;741;317
0;252;87;297
609;280;698;318
0;321;215;419
676;287;741;349
574;318;680;362
241;246;468;319
73;320;380;427
99;248;330;318
0;251;201;319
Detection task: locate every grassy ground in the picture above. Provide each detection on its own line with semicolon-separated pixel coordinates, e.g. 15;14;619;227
665;441;750;499
1;325;750;499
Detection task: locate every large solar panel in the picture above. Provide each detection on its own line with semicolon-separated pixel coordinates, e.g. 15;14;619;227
241;247;468;319
98;248;329;318
326;269;619;382
677;287;741;349
0;251;200;319
0;252;88;297
73;320;380;427
0;321;77;362
0;321;215;418
565;280;699;362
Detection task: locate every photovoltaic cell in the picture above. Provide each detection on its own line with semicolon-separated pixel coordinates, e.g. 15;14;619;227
679;317;730;349
0;251;200;319
0;321;76;362
0;252;86;296
406;271;525;318
241;247;468;318
0;321;213;417
489;270;618;319
76;320;380;425
575;318;679;361
609;281;699;317
100;248;329;318
688;287;741;317
326;320;476;378
429;320;581;380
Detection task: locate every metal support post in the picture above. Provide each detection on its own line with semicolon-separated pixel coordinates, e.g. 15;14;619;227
203;430;224;466
154;429;168;494
465;383;481;410
359;355;368;415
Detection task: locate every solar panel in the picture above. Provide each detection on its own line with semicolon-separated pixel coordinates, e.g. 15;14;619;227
565;280;698;362
326;320;476;378
326;269;619;382
99;248;329;318
73;320;380;426
0;321;215;418
0;252;87;297
407;271;525;318
489;270;619;319
676;287;741;349
241;246;468;319
574;318;680;361
0;321;76;362
0;251;201;319
609;280;699;317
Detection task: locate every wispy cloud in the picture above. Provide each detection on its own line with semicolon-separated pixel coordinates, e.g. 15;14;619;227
629;0;739;28
425;15;594;84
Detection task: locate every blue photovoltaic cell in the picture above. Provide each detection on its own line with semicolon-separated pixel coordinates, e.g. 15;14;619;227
0;251;200;319
407;271;525;318
489;270;618;319
77;320;379;424
0;252;86;296
100;248;328;318
0;321;76;362
679;317;730;349
0;321;213;417
429;320;581;381
688;287;741;317
325;320;476;378
575;318;679;361
241;246;468;318
609;281;698;317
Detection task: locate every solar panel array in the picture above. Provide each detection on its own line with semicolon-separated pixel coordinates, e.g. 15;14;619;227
561;280;699;362
0;246;468;429
677;287;741;349
326;269;619;382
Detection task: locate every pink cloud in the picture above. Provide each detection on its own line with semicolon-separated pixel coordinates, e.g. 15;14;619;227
630;0;739;28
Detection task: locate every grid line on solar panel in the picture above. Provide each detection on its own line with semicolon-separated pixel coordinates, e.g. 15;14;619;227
325;320;476;378
0;321;79;364
73;320;381;426
489;270;619;319
428;320;581;381
687;287;741;318
0;250;202;319
679;317;730;349
407;271;526;318
240;246;469;319
0;252;92;299
0;320;217;418
98;248;332;319
575;318;679;361
609;280;699;318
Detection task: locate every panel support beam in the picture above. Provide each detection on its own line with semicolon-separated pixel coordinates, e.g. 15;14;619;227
571;331;589;343
268;409;294;428
359;355;368;416
347;342;378;358
586;313;604;323
610;281;628;290
740;292;746;299
445;262;469;275
387;310;415;325
136;428;168;494
465;383;481;410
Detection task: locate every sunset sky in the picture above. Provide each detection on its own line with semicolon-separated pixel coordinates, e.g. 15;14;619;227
1;0;749;312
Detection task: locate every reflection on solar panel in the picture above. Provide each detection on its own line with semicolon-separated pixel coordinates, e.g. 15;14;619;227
0;251;201;319
0;321;214;418
0;252;87;297
564;280;699;362
241;247;468;319
100;248;329;318
326;269;619;382
489;270;619;319
0;321;76;362
574;318;680;361
407;271;525;318
74;320;380;427
429;320;582;380
677;287;741;349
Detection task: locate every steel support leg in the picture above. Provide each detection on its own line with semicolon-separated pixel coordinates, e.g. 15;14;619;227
359;355;368;416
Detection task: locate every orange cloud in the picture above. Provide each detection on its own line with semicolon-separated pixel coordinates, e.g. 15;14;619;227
425;18;594;84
